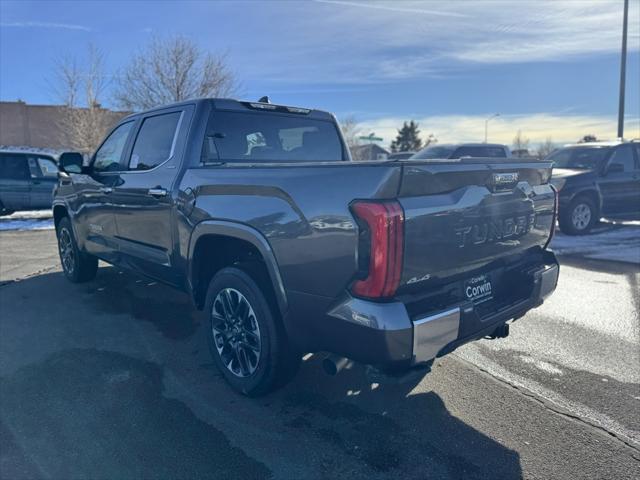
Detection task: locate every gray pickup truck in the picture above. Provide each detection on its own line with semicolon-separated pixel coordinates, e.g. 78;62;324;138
53;98;559;396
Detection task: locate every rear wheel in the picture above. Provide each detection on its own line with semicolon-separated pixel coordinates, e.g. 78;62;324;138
205;267;300;396
56;217;98;282
559;196;597;235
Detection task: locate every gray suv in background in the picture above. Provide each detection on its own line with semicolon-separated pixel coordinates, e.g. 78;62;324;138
0;147;60;215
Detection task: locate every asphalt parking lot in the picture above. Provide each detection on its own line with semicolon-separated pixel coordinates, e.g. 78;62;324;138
0;220;639;479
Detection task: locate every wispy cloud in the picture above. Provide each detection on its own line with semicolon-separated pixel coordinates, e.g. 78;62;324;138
0;21;91;32
313;0;468;18
249;0;639;84
356;113;640;147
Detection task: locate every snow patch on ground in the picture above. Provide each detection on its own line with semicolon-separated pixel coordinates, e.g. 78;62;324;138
0;210;54;231
551;224;640;265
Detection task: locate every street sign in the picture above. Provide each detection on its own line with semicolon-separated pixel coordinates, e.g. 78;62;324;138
358;133;383;142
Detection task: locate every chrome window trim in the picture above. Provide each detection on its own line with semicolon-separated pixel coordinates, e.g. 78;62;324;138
124;110;185;174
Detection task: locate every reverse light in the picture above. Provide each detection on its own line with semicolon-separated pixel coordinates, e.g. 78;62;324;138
350;200;404;299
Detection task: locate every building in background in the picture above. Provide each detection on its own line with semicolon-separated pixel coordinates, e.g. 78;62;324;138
350;143;389;161
0;101;127;151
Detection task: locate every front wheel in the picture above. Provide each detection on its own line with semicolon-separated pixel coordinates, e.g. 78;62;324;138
559;196;598;235
205;267;300;396
56;217;98;282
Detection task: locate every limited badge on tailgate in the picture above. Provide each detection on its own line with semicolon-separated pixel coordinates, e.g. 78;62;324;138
464;274;493;304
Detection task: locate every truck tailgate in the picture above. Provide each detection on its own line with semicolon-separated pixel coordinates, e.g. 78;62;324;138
397;159;555;289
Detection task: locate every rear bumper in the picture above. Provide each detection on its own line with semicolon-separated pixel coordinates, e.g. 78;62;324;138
324;253;559;369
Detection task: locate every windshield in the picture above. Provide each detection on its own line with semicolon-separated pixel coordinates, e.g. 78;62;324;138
203;110;345;163
546;146;610;169
411;146;455;159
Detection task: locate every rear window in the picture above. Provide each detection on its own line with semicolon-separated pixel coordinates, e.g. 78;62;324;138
202;111;345;163
452;146;507;158
411;146;455;159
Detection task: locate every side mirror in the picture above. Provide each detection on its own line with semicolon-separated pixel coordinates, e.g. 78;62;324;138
606;163;624;175
58;152;84;174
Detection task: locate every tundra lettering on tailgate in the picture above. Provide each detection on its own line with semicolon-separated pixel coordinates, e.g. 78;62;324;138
454;213;536;248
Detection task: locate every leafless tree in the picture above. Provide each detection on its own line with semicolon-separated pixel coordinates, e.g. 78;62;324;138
338;116;364;159
512;130;530;156
54;44;116;153
114;36;238;111
535;137;557;159
423;133;437;149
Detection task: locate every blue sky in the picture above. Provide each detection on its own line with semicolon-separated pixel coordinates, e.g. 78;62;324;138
1;0;639;146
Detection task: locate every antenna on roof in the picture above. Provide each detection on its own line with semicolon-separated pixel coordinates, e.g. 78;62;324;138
258;96;270;104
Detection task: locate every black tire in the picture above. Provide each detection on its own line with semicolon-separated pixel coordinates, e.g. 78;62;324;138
558;195;598;235
205;266;300;396
56;216;98;282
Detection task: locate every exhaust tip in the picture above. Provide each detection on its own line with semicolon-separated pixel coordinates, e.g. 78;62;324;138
322;355;351;376
323;358;338;376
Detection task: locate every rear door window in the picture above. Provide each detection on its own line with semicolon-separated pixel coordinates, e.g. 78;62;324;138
205;111;345;162
0;154;30;180
128;111;182;171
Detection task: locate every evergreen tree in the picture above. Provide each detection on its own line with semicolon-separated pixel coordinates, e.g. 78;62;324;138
390;121;423;153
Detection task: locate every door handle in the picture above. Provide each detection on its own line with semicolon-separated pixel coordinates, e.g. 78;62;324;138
100;187;113;194
148;187;168;198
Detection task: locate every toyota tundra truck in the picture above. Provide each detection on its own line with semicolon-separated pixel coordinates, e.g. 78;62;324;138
53;98;559;396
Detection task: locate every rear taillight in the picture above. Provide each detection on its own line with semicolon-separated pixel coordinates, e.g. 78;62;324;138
544;184;559;250
350;200;404;299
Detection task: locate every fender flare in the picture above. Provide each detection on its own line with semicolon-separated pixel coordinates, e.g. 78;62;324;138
567;187;602;213
187;220;288;315
51;200;79;239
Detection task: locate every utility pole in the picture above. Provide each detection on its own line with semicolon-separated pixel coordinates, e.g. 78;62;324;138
617;0;629;139
484;113;500;143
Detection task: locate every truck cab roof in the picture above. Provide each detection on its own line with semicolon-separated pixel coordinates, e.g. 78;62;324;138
122;98;336;123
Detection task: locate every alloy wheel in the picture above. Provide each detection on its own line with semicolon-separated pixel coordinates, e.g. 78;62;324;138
58;227;75;274
571;203;592;231
211;288;262;378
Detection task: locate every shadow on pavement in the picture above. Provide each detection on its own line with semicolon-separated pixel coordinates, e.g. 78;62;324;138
0;349;271;480
281;358;523;479
0;266;523;479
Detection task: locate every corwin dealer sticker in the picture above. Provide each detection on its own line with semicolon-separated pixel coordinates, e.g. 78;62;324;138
464;274;493;304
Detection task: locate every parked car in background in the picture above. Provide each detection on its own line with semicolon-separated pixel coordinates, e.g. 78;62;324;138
547;141;640;234
410;143;510;160
53;98;558;396
0;147;60;215
387;151;416;160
